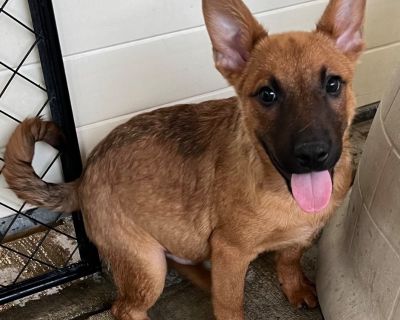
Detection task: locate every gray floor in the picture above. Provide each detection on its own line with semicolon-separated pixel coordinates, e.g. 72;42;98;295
0;120;372;320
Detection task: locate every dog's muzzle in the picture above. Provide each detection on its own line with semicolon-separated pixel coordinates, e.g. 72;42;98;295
258;138;335;213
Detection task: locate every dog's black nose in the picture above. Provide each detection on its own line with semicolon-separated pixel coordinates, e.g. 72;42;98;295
294;142;329;169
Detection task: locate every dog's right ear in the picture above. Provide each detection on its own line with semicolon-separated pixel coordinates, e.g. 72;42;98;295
203;0;267;84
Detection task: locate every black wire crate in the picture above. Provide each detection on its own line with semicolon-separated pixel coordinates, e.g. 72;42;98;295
0;0;100;304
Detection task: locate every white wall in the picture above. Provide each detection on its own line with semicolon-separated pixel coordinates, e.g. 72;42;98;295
1;0;399;217
52;0;400;158
2;0;400;159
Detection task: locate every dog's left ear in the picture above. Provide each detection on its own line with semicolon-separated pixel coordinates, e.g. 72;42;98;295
203;0;267;84
317;0;367;60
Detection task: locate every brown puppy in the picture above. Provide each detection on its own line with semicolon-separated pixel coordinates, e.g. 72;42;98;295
3;0;366;319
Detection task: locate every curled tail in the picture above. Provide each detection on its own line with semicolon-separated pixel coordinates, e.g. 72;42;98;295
3;117;80;213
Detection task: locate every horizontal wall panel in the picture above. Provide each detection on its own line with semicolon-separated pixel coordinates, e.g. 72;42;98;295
59;1;338;127
63;29;222;127
2;0;399;71
2;0;399;160
4;39;400;154
1;0;311;71
364;0;400;49
61;0;400;128
52;0;313;56
52;0;400;56
76;43;400;158
354;43;400;107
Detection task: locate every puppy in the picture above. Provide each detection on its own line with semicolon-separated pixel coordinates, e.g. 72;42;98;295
4;0;366;319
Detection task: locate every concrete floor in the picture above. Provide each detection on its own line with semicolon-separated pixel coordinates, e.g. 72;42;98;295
0;217;80;288
0;120;372;320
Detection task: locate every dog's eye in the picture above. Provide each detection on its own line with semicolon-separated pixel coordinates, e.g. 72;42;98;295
257;86;278;106
326;76;342;96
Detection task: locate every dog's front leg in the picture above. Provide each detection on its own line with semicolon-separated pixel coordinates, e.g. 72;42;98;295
275;246;318;309
211;234;254;320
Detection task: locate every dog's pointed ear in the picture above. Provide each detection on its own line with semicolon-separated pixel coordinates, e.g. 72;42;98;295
203;0;267;83
317;0;366;60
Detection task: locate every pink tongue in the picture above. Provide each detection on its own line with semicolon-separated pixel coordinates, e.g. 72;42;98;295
291;170;332;213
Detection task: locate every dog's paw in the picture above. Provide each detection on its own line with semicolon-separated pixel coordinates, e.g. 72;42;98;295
282;279;318;309
111;301;151;320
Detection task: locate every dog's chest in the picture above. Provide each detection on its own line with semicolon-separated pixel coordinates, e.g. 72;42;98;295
262;221;320;251
252;195;327;251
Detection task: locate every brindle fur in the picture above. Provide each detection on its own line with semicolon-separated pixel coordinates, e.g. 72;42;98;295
3;0;366;319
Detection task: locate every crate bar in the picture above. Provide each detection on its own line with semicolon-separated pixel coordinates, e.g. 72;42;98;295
0;263;98;304
27;0;100;268
0;0;101;304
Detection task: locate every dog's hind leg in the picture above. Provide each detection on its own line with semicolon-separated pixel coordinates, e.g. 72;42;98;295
106;235;167;320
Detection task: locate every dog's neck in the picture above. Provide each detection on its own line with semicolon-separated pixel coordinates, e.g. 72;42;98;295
225;102;287;192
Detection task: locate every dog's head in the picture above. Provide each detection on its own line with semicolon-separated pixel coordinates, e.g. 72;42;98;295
203;0;366;213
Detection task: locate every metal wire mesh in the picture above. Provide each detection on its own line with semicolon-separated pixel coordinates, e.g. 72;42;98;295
0;0;99;302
